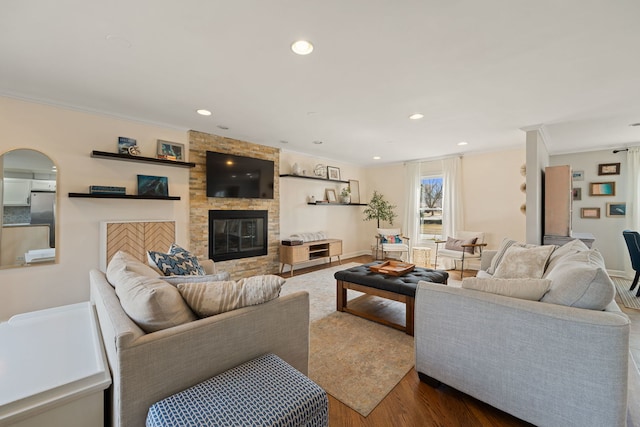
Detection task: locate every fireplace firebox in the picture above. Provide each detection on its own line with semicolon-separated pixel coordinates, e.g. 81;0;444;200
209;210;268;261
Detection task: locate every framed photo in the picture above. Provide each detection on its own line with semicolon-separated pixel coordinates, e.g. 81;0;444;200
349;179;360;203
325;188;337;203
157;140;184;161
572;187;582;201
327;166;341;181
137;175;168;197
118;136;137;154
598;162;620;175
606;202;626;217
589;181;615;196
572;170;584;181
581;207;600;219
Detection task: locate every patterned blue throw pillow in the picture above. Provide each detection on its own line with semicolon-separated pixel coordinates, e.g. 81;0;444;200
148;244;206;276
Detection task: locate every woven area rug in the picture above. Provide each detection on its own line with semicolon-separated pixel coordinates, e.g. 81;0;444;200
280;263;415;417
612;276;640;310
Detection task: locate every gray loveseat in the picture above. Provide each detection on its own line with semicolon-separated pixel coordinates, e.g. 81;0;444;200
414;240;630;427
90;263;310;427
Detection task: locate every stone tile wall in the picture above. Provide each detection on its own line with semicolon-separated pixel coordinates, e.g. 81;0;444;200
189;130;280;278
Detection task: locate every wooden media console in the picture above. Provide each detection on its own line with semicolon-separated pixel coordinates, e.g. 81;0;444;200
279;239;342;276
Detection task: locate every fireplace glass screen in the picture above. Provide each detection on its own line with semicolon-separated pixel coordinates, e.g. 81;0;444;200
209;210;267;261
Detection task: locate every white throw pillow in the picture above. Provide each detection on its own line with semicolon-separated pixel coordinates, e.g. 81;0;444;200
486;238;537;275
492;245;555;279
177;275;285;318
162;272;231;286
541;249;615;310
543;239;590;277
462;277;551;301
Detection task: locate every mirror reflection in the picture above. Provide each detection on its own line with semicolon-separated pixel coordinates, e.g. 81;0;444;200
1;149;57;268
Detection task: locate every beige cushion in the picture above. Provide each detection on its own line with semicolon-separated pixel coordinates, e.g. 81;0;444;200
106;250;160;285
106;251;196;333
541;249;615;310
177;275;285;318
444;236;477;254
493;245;555;279
462;277;552;301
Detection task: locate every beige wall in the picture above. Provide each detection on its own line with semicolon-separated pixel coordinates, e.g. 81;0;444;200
0;96;190;320
279;151;371;268
364;150;527;251
462;149;526;249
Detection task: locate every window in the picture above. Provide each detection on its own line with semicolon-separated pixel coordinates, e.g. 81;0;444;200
419;175;443;240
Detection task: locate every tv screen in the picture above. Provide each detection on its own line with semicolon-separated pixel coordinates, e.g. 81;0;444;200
206;151;274;199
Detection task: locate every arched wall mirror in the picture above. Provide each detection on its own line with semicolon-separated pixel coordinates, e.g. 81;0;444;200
0;149;57;268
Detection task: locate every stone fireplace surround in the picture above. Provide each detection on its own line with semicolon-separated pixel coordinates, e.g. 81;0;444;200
189;130;280;279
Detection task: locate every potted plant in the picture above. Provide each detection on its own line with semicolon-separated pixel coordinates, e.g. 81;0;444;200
340;186;351;204
363;190;397;227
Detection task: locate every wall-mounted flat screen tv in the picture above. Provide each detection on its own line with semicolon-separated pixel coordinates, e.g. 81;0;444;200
206;151;274;199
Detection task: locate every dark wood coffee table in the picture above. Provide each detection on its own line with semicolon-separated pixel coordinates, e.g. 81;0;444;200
334;262;448;335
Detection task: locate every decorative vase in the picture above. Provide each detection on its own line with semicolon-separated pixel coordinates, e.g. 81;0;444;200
292;163;302;175
341;195;351;204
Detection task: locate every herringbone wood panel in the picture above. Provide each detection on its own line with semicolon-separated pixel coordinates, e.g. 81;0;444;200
106;221;175;264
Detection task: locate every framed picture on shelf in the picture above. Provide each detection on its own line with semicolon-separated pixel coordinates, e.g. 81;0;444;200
157;140;184;161
572;170;584;181
325;188;337;203
581;207;600;219
589;181;615;196
572;187;582;201
327;166;341;181
349;179;360;203
118;137;137;154
598;162;620;175
606;202;626;217
137;175;169;197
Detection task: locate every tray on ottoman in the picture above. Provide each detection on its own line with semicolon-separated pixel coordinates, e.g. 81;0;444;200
369;260;415;276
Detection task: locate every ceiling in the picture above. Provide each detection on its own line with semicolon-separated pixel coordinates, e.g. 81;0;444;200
2;1;640;166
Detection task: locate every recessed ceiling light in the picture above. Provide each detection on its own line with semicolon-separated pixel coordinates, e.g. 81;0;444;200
291;40;314;55
312;140;323;145
217;125;229;130
279;140;289;144
630;123;640;127
373;156;381;160
196;109;212;116
457;141;468;146
409;113;424;120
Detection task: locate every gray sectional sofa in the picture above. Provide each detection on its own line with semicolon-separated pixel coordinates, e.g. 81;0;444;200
90;254;310;427
414;239;631;427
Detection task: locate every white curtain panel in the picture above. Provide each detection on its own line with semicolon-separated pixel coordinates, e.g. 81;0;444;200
404;162;421;245
441;156;463;239
439;156;463;269
625;147;640;278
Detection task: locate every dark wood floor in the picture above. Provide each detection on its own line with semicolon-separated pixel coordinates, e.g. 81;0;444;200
279;255;532;427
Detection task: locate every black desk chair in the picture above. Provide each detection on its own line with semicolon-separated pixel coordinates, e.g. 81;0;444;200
622;230;640;297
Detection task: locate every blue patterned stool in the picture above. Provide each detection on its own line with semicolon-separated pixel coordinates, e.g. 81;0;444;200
146;353;328;427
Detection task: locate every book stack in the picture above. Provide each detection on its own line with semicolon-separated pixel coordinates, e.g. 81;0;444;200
90;185;126;195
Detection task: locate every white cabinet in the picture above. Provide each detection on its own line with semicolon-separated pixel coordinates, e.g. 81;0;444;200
30;179;56;192
3;178;32;206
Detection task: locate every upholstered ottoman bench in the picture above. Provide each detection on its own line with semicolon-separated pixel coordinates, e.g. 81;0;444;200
146;353;328;427
334;262;448;335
